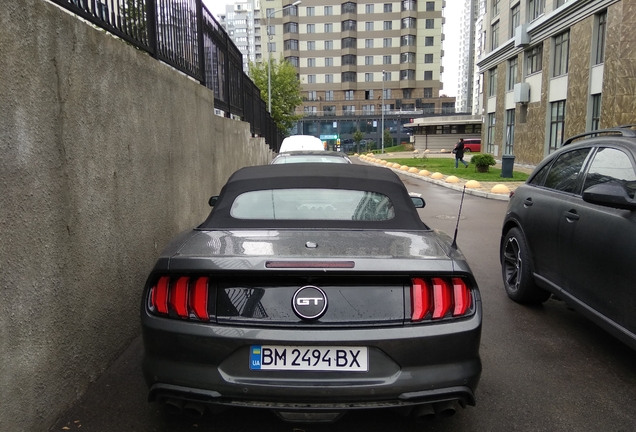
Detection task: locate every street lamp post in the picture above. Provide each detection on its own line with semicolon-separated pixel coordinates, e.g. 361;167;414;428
381;70;385;154
267;0;302;113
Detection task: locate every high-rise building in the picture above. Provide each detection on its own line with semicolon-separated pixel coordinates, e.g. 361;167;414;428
456;0;479;114
218;0;262;71
476;0;636;165
221;0;456;147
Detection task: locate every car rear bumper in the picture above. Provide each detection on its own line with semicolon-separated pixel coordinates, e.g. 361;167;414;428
141;307;482;412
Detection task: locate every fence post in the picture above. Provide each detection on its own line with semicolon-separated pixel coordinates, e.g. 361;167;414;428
145;0;157;57
196;0;205;86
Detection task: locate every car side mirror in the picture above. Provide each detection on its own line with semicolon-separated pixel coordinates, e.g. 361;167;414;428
582;182;636;210
208;196;219;207
411;196;425;208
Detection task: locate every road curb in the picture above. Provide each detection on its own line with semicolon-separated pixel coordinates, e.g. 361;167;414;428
357;157;513;201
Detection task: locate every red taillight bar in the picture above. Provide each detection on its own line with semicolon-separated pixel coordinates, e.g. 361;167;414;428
410;277;473;322
150;276;210;321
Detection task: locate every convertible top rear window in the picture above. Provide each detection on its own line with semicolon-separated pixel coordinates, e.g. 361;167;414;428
230;189;395;221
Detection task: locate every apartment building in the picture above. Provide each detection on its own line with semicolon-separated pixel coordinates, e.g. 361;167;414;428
222;0;456;147
477;0;636;165
218;0;262;71
456;0;479;114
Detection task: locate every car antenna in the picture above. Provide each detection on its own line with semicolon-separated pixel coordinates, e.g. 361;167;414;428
451;186;467;249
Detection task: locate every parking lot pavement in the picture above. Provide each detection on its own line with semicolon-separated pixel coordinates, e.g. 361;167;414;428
354;151;535;201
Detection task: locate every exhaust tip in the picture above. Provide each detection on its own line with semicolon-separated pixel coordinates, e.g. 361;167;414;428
411;404;436;423
163;398;184;415
433;401;457;418
183;402;206;419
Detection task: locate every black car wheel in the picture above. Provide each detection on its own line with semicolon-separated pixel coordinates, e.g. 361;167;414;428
501;228;550;304
464;148;471;153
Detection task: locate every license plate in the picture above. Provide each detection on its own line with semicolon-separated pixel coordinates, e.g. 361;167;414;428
249;345;368;371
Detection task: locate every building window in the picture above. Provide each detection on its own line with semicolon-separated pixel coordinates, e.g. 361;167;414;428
306;6;315;16
383;88;391;99
325;40;333;50
307;91;317;101
424;70;433;80
591;93;601;131
283;5;298;16
401;17;416;29
362;104;375;114
403;88;412;99
342;20;357;31
307;58;316;67
402;0;416;11
383;71;391;81
425;53;434;63
528;0;544;22
267;24;275;35
401;52;415;63
267;42;276;52
526;44;543;75
266;8;274;18
365;55;374;65
342;2;357;13
426;1;435;11
325;57;333;66
308;74;316;83
425;19;434;29
365;73;374;82
342;72;357;82
365;39;374;48
505;109;515;155
365;89;374;99
507;56;518;91
307;41;316;50
284;39;299;50
487;113;496;153
510;4;520;38
283;22;298;33
285;56;300;67
365;4;374;13
422;103;435;114
424;87;433;98
383;55;392;64
488;67;497;97
342;54;356;65
491;21;499;50
343;105;356;114
344;90;354;100
365;21;374;31
492;0;500;16
324;5;333;15
324;105;336;116
325;90;334;101
549;100;567;153
304;106;317;115
595;12;607;65
384;3;392;12
342;37;356;48
553;31;570;77
384;21;392;30
383;38;392;47
400;69;415;80
324;23;333;33
425;36;434;46
401;35;416;46
325;74;333;83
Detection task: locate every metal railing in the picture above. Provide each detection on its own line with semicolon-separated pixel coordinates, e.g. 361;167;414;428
50;0;282;151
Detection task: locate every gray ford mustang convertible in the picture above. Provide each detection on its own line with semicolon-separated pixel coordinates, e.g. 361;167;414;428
141;163;482;423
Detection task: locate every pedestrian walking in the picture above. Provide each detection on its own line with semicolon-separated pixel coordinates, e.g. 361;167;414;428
453;138;469;168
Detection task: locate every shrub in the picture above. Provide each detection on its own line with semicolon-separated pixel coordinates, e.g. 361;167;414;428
470;153;496;172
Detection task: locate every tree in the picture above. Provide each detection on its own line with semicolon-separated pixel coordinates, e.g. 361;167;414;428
249;58;303;134
353;129;364;154
383;128;393;149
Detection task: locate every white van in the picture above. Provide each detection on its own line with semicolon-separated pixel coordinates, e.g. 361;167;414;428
279;135;325;153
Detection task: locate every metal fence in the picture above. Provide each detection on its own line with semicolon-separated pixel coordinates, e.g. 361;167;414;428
50;0;283;151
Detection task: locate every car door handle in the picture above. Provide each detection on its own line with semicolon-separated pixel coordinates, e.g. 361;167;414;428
523;198;533;207
564;210;580;221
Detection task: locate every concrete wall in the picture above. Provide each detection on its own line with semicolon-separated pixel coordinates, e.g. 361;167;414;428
0;1;272;430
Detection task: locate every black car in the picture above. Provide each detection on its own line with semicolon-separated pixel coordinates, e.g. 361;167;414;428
141;164;482;423
500;127;636;350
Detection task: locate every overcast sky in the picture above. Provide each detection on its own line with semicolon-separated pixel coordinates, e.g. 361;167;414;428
202;0;459;97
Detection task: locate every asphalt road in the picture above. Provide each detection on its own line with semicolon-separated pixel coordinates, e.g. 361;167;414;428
50;169;636;432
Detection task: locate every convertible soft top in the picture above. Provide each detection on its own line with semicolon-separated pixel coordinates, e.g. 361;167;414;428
198;163;427;230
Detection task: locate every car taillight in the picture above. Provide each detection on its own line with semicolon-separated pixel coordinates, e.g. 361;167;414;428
410;277;473;322
149;276;211;321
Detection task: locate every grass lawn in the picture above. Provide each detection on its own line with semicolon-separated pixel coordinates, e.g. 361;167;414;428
384;157;530;182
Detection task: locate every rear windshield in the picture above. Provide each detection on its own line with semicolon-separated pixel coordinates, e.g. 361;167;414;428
230;189;395;221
